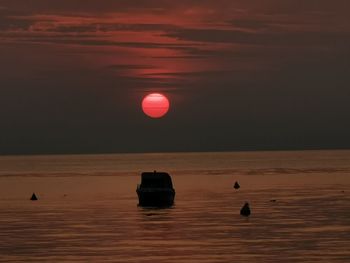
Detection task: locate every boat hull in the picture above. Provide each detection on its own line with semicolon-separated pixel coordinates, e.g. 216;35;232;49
137;188;175;207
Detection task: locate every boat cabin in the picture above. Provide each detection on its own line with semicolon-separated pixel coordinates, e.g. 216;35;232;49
139;171;174;189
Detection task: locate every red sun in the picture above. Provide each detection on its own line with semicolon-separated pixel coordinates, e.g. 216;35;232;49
142;93;170;118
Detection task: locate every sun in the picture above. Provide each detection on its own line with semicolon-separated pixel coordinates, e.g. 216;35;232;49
142;93;170;118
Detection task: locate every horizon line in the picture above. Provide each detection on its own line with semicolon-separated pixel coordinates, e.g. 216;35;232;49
1;147;349;158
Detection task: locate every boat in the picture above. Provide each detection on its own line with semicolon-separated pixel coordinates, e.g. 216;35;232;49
136;171;175;207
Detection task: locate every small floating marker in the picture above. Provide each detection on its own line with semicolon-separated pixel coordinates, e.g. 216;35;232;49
233;181;240;189
240;202;251;217
30;193;38;201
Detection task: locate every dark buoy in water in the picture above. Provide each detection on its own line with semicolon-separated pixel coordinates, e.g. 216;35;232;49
233;181;240;189
30;193;38;201
240;202;250;217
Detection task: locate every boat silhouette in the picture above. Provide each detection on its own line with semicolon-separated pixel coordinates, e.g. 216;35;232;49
136;171;175;207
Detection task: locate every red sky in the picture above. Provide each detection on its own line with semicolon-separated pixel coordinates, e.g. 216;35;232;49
0;0;350;154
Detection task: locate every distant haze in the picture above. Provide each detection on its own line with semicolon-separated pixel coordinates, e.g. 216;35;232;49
0;0;349;154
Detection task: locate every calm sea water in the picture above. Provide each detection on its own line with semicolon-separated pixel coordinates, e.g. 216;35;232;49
0;150;349;262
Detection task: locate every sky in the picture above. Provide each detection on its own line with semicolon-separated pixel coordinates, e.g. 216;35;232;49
0;0;350;154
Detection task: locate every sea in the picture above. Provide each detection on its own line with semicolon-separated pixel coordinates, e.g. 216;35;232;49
0;150;349;262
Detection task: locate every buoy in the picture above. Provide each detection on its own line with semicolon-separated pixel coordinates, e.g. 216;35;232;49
30;193;38;201
233;181;240;189
240;202;250;217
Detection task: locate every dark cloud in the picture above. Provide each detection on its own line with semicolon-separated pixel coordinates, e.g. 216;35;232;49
106;64;155;70
0;34;199;51
0;17;31;30
0;9;34;30
163;28;350;48
44;23;180;33
0;0;170;14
